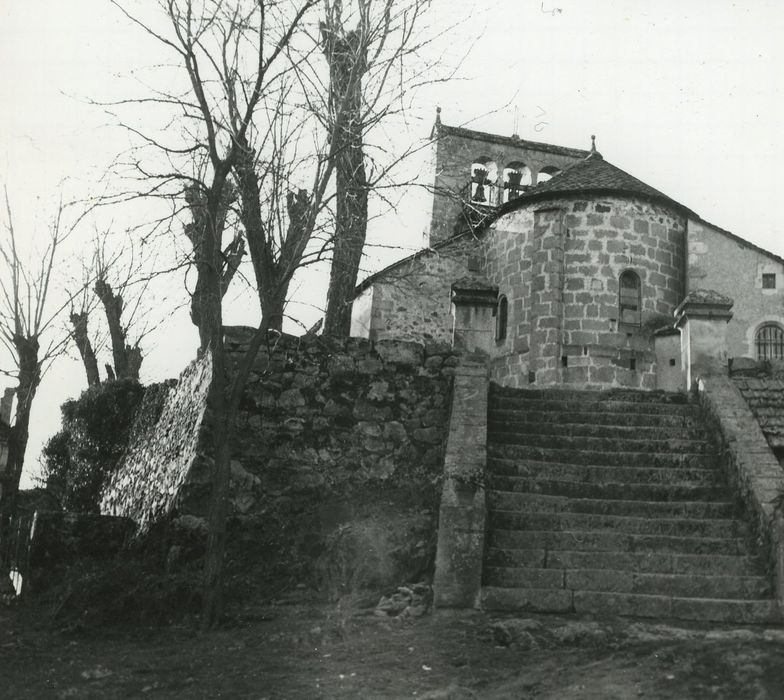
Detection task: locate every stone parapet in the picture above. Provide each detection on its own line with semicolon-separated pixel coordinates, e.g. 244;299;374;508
698;375;784;614
433;359;489;608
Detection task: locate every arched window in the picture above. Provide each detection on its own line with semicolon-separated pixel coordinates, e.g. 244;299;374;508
619;270;641;326
470;158;497;205
496;295;508;342
756;323;784;360
537;165;561;184
502;162;532;202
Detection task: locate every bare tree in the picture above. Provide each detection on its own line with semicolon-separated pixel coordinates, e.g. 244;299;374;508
109;0;321;628
314;0;438;337
0;188;82;534
69;234;161;387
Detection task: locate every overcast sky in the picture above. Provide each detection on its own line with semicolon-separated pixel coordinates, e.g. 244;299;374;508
2;0;783;486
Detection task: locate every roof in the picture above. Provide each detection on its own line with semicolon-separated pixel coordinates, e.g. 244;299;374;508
355;139;784;296
353;230;474;296
691;217;784;267
433;121;591;160
492;151;697;219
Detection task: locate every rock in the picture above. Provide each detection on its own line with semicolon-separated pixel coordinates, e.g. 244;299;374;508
278;388;305;409
424;355;444;371
328;354;356;376
357;421;383;438
233;493;256;514
375;339;424;367
490;619;541;648
413;427;441;444
283;417;305;433
383;421;407;442
356;358;382;374
230;460;259;490
366;380;389;402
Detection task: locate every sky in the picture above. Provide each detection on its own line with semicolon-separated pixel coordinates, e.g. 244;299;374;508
1;0;783;486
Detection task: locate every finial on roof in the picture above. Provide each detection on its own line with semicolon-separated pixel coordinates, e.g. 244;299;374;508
587;134;603;159
435;106;442;125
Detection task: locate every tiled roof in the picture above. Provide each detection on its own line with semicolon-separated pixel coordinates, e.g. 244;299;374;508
496;152;697;218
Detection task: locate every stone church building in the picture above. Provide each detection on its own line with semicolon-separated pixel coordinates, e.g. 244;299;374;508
351;110;784;392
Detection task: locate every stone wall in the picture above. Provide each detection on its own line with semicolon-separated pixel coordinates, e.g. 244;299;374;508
215;328;461;590
483;195;686;389
359;238;475;344
222;328;457;497
687;219;784;360
698;374;784;606
100;352;212;534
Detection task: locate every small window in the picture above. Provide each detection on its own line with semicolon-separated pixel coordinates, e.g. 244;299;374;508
496;295;508;342
763;273;777;289
756;323;784;360
619;270;642;326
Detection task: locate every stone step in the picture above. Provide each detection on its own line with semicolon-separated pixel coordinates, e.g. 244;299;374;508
490;396;699;416
488;443;715;469
488;511;750;539
489;409;703;428
487;475;732;502
480;587;780;624
489;386;692;404
483;567;771;600
489;529;756;556
487;461;723;487
485;548;765;577
487;418;711;441
486;492;737;519
489;432;714;455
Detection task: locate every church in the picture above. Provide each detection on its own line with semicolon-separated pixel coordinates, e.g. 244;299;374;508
351;110;784;391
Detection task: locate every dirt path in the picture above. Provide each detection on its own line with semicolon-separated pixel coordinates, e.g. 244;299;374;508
2;601;784;698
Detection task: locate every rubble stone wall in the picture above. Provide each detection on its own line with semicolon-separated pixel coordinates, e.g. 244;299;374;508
221;328;457;506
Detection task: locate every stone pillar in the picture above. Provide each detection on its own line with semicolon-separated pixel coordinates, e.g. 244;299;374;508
451;278;499;355
433;360;489;608
675;289;733;389
528;207;565;385
653;326;683;392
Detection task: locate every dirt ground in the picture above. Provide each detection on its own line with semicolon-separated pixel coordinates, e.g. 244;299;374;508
3;595;784;699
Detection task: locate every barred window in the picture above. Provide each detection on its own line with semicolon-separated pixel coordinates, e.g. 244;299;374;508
755;323;784;360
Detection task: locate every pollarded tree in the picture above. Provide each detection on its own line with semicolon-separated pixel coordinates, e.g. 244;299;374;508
109;0;325;628
312;0;440;337
0;188;84;532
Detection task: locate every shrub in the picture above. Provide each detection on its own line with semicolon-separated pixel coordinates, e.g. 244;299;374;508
41;379;146;513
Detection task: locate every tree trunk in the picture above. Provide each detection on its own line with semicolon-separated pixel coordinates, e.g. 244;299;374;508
323;149;368;337
94;278;130;380
197;173;233;630
322;28;369;338
70;312;101;387
0;335;40;537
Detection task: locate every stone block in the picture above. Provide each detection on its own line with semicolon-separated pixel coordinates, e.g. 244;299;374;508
375;339;424;366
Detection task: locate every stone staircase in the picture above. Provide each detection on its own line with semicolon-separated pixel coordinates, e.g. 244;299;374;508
482;385;780;624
